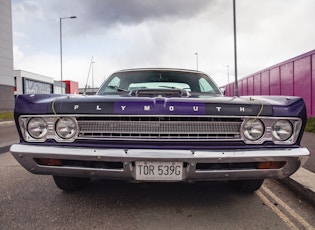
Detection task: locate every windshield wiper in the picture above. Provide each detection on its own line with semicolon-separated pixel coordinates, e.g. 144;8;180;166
159;86;179;89
106;85;128;92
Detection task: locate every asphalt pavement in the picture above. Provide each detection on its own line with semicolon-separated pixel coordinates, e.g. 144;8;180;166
0;120;314;205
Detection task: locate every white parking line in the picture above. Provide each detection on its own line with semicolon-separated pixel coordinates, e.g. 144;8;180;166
257;190;299;230
257;186;314;230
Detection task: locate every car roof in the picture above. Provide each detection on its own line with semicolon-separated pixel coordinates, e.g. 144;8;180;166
111;68;206;75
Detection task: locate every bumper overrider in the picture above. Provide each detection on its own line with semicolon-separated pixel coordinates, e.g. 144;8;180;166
10;144;309;181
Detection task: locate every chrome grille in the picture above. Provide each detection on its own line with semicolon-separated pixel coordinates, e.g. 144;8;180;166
77;116;242;141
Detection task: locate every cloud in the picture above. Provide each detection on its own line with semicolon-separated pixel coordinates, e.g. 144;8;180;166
12;0;45;22
11;0;315;89
39;0;224;34
85;0;210;23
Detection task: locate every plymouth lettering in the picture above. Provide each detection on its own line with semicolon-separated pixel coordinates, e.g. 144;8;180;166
169;106;174;112
74;105;79;110
121;106;126;111
144;106;151;111
240;107;245;112
193;106;199;111
216;107;222;112
96;105;102;111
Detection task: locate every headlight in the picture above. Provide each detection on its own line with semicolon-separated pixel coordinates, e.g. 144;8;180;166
243;119;264;141
27;118;48;139
55;117;78;139
272;120;293;141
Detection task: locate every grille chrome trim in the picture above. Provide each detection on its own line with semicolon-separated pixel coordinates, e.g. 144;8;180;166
77;116;242;141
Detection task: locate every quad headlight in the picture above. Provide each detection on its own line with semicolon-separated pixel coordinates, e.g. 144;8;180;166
241;117;300;144
271;120;293;141
55;117;78;139
23;116;78;142
243;119;264;141
27;117;48;139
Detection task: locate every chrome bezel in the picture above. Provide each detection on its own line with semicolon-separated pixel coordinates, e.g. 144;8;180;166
242;119;264;141
19;116;78;143
241;117;302;145
55;117;78;139
27;117;48;139
271;119;293;141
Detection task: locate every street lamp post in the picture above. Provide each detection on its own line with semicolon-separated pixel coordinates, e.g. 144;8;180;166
195;52;199;70
91;61;95;90
233;0;239;96
227;65;230;84
60;16;77;93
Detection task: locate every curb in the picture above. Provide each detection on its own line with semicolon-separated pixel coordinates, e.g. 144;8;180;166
280;167;315;206
0;145;11;154
0;121;18;154
0;120;14;126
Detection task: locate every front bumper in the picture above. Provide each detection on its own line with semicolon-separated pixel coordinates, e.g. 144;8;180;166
10;144;310;181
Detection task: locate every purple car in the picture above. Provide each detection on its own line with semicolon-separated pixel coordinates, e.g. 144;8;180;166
10;68;310;192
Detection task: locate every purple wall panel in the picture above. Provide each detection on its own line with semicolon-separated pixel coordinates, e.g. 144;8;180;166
253;74;261;95
270;67;281;95
230;83;234;96
229;81;235;96
294;56;311;117
223;50;315;116
238;80;242;95
245;79;248;95
239;79;243;95
232;84;235;96
226;83;233;96
280;62;294;96
243;79;248;95
261;71;270;95
248;76;254;95
225;84;230;95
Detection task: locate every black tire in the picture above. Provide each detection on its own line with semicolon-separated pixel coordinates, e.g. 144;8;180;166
229;179;264;192
53;176;91;192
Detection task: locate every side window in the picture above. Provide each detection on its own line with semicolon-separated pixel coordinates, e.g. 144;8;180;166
199;78;214;93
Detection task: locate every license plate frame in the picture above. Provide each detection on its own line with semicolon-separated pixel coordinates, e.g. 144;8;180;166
135;161;183;181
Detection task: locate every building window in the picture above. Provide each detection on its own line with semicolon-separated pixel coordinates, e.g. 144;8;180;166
23;78;52;94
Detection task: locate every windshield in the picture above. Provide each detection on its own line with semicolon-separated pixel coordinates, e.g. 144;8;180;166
97;70;222;95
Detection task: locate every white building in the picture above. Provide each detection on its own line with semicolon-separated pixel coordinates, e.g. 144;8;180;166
14;70;54;95
0;0;14;112
14;70;66;95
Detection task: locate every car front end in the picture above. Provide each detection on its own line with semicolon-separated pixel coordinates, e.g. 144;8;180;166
10;69;310;192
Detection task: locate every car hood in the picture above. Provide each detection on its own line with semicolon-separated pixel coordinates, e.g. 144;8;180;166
14;94;306;118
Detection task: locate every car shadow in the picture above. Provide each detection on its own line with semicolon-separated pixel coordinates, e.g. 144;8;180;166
57;179;256;209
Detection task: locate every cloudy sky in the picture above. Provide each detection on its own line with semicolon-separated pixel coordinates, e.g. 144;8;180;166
11;0;315;88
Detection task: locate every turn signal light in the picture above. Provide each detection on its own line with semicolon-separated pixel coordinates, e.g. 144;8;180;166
35;158;63;166
257;161;285;169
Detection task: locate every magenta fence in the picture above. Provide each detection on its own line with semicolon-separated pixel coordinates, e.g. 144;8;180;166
224;49;315;117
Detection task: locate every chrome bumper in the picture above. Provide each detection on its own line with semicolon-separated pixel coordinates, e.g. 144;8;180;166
10;144;310;181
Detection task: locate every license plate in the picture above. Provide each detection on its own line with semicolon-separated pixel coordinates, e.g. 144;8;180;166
135;161;183;181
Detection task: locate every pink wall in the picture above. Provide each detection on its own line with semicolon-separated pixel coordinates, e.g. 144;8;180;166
224;49;315;117
253;74;261;95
